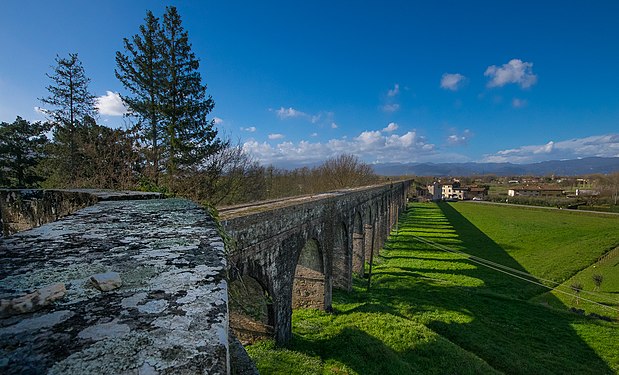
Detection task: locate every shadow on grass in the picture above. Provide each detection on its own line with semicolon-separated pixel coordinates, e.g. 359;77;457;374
283;202;616;374
287;326;499;375
424;202;614;373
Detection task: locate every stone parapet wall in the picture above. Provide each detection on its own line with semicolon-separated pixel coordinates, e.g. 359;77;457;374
0;198;230;374
0;189;163;237
0;190;97;237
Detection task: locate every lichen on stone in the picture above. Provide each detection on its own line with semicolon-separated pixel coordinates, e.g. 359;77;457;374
0;197;229;374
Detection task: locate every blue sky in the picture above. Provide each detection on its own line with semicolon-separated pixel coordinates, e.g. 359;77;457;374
1;1;618;167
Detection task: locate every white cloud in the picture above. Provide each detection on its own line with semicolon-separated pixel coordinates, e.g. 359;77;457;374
213;117;224;125
356;130;383;148
484;59;537;89
311;132;318;137
482;134;619;163
381;103;400;113
243;128;437;167
387;83;400;97
382;122;399;132
440;73;466;91
512;98;527;108
268;133;285;140
240;126;256;132
95;91;128;116
274;107;307;119
446;129;472;146
272;107;337;129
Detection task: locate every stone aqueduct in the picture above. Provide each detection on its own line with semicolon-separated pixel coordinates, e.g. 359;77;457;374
0;181;411;373
221;180;411;344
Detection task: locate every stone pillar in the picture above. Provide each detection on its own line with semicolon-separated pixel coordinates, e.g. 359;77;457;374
364;224;373;267
352;233;365;276
273;295;292;345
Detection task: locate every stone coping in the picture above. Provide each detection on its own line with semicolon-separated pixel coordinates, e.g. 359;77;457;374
0;198;229;374
0;188;164;201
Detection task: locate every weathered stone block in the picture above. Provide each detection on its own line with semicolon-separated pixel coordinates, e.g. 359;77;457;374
90;272;122;292
0;197;229;374
0;283;66;317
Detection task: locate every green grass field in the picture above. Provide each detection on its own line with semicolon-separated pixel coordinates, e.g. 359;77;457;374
246;202;619;374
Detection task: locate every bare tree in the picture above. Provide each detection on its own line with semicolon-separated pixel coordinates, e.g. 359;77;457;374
318;154;377;190
592;274;604;291
603;172;619;205
571;281;583;305
176;139;267;206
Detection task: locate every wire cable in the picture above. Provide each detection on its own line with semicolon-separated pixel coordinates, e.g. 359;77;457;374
411;234;611;300
410;234;619;314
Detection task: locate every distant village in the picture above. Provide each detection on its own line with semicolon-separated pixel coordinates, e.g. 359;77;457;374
414;176;604;203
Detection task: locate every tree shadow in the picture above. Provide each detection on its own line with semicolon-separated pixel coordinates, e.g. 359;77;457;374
421;202;614;373
289;326;500;375
288;202;616;374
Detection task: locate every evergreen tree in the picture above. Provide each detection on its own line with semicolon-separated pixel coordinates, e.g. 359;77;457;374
40;53;96;183
76;120;140;189
115;11;165;184
0;117;51;188
159;6;222;179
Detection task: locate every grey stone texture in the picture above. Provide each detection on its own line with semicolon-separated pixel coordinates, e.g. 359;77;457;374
0;197;228;374
222;181;410;345
1;189;163;237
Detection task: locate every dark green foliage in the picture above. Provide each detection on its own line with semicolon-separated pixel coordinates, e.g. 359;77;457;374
39;53;96;184
115;10;165;183
73;122;140;189
116;6;223;192
40;53;96;128
159;6;222;177
0;117;51;187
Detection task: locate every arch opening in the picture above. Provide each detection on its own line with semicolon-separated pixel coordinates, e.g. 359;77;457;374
332;222;351;290
292;238;325;310
352;211;365;276
228;275;274;345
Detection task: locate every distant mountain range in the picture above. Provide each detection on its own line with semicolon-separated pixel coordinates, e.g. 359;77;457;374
372;157;619;177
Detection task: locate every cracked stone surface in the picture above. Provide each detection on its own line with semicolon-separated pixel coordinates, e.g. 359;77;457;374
0;198;229;375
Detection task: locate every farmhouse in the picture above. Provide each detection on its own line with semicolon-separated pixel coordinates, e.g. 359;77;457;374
467;186;489;200
508;186;564;197
427;182;443;201
427;181;488;201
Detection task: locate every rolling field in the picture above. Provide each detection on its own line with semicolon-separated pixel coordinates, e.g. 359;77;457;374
246;202;619;374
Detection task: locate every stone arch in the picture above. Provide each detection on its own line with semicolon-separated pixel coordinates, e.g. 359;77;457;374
292;238;326;310
332;221;351;291
228;272;275;344
352;211;364;275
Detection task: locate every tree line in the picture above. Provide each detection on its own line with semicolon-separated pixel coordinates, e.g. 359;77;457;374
0;6;379;206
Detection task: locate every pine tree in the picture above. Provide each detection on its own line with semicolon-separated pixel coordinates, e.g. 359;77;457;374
40;53;96;183
115;11;165;184
0;117;51;188
159;6;222;179
115;6;223;194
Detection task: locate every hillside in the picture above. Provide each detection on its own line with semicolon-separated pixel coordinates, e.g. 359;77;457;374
372;156;619;176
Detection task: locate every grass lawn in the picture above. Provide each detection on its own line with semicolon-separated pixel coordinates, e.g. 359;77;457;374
246;202;619;374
